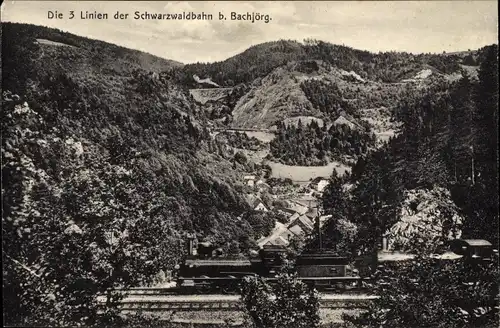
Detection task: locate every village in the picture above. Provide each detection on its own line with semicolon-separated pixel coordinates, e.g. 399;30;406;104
241;173;332;248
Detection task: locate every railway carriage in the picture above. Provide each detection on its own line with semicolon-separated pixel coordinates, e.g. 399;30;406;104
448;239;496;261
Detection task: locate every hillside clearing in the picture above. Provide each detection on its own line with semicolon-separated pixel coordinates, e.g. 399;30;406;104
36;38;76;48
243;131;276;143
189;88;233;105
282;116;325;128
268;161;350;182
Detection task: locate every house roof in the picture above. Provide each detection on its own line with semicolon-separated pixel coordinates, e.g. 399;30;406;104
319;215;331;228
185;259;251;267
272;236;289;246
291;215;314;231
289;225;305;236
250;197;265;208
317;180;329;192
307;176;323;186
286;203;308;215
460;239;492;246
333;115;357;130
257;222;288;247
288;212;300;222
254;203;268;211
279;229;295;239
305;207;318;219
264;236;289;246
292;200;309;207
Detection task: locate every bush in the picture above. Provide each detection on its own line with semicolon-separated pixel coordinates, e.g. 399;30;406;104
234;151;248;164
240;273;320;328
344;257;499;328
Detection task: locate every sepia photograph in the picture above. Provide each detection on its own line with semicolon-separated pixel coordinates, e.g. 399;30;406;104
1;1;498;327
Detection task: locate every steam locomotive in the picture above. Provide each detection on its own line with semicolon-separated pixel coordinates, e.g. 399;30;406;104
175;236;376;294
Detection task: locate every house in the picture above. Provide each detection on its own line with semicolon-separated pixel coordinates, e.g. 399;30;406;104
283;201;308;216
257;222;289;248
319;215;332;228
449;239;494;259
288;224;306;237
289;215;314;233
333;115;358;130
255;179;271;192
278;229;296;242
263;236;289;246
288;212;301;223
278;224;307;242
254;202;269;212
244;175;256;187
343;183;354;192
307;177;329;192
317;179;329;192
245;194;268;212
305;207;319;220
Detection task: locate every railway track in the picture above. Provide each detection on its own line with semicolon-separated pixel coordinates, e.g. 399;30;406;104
102;285;371;296
97;290;378;311
106;287;181;296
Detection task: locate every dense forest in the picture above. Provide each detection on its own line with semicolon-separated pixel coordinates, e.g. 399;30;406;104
268;119;376;166
319;44;498;254
316;45;499;327
1;23;275;326
215;131;267;151
171;38;477;89
299;79;357;118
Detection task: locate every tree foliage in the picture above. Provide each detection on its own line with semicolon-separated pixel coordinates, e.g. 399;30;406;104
321;45;498;254
240;273;320;328
300;79;355;117
345;257;499;328
320;44;498;328
1;23;284;327
388;187;464;253
269;119;375;166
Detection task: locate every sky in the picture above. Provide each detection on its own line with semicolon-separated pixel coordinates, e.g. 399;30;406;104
2;1;498;64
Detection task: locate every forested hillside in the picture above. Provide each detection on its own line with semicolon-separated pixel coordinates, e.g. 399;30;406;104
319;44;499;255
268;120;376;166
172;38;479;89
316;46;499;327
1;23;273;326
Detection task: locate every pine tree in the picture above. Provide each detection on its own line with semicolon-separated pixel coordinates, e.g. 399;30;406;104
449;74;476;184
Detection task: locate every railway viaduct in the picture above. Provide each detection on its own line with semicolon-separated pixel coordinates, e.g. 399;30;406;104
212;127;275;134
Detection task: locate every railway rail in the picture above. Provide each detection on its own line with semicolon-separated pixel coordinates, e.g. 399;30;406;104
97;292;378;312
102;278;372;297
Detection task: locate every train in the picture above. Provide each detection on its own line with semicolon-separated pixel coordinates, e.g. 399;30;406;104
174;235;376;294
174;236;497;294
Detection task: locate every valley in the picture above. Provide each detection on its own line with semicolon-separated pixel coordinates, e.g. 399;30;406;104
2;21;498;328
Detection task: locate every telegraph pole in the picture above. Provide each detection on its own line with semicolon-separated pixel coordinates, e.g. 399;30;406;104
317;213;322;251
471;145;475;185
310;199;322;251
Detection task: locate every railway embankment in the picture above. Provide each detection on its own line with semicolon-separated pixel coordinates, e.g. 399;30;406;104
97;291;378;325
